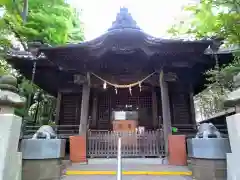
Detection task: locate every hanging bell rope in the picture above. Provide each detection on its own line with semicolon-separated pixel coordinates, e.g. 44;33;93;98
91;71;156;89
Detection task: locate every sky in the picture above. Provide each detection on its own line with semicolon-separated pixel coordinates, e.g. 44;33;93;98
69;0;198;40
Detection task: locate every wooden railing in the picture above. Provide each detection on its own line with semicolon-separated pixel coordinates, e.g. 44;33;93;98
87;130;165;158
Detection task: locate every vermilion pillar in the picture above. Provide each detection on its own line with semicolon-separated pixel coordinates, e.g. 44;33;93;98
168;135;187;166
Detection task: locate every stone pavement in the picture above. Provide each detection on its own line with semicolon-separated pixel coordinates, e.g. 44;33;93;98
65;158;191;171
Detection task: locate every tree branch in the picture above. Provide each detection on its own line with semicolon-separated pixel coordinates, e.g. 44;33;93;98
22;0;28;24
12;0;22;17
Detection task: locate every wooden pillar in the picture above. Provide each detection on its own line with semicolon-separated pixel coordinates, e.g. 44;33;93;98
189;85;196;124
159;70;172;156
69;74;90;163
91;91;98;129
79;83;90;135
152;87;158;129
54;91;62;125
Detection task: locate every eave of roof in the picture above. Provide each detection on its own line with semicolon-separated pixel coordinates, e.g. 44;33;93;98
4;8;235;96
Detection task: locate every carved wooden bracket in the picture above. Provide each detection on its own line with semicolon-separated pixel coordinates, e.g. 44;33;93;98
73;73;91;86
164;72;178;82
73;74;87;85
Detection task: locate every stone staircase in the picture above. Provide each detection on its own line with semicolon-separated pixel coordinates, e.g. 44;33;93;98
62;158;192;180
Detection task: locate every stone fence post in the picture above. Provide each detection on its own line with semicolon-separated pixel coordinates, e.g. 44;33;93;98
0;75;26;180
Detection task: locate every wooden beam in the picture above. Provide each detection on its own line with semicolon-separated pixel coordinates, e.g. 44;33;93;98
164;72;178;82
159;70;172;156
58;89;81;94
171;61;193;68
74;74;89;85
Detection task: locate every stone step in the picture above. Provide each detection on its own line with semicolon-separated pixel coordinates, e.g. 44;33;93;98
63;159;192;179
66;163;191;172
62;175;192;180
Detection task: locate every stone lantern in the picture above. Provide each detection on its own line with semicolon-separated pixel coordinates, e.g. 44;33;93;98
0;75;26;180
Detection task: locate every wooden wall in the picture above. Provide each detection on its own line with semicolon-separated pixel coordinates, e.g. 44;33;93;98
168;82;196;126
96;87;154;130
59;92;82;132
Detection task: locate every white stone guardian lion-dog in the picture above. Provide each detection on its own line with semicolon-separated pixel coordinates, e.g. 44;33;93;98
32;125;57;139
196;123;221;138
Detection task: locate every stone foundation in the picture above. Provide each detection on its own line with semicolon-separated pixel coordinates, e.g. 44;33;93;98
22;159;63;180
191;158;227;180
0;114;22;180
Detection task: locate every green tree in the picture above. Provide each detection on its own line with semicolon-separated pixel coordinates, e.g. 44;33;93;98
168;0;240;119
168;0;240;44
1;0;84;47
0;0;84;125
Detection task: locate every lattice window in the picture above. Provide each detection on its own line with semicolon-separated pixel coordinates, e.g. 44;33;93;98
59;93;81;134
97;88;153;130
98;91;111;129
60;93;81;125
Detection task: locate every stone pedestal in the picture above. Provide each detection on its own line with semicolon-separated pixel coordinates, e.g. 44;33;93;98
191;158;227;180
187;138;230;159
187;138;230;180
21;139;66;180
0;75;26;180
224;72;240;180
226;114;240;180
22;159;62;180
226;114;240;153
0;115;22;180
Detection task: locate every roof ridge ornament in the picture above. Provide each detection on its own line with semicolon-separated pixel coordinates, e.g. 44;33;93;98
108;7;140;31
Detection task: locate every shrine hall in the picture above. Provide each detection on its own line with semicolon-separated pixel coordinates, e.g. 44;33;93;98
6;8;232;158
